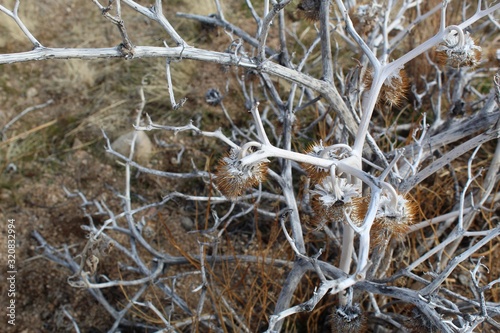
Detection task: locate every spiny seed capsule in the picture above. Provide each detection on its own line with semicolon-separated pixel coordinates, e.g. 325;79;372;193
303;141;330;182
436;31;482;68
296;0;321;22
364;68;410;108
214;149;268;199
302;142;349;182
329;304;367;333
351;4;380;36
371;194;418;246
352;194;417;246
350;196;370;226
311;177;360;226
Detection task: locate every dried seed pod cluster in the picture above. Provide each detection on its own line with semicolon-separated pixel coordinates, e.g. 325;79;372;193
364;68;410;108
372;194;417;246
311;177;361;225
436;31;482;68
329;304;367;333
351;193;417;246
350;195;371;226
351;4;380;36
302;141;330;182
296;0;321;22
215;148;268;199
302;141;350;182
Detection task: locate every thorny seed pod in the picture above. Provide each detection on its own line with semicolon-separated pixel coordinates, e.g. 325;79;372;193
205;88;222;106
351;4;380;36
371;194;418;246
329;304;367;333
303;141;330;182
296;0;321;22
436;31;482;68
311;177;360;226
349;195;370;226
214;148;268;199
302;141;350;182
364;68;410;108
350;194;418;246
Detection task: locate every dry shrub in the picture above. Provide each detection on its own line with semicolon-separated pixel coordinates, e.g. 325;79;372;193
1;0;499;332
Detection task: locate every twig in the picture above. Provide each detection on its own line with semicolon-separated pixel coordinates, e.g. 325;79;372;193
1;99;54;140
61;306;81;333
0;1;42;47
92;0;134;57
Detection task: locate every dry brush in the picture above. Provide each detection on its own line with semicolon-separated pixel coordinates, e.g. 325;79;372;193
1;0;500;332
